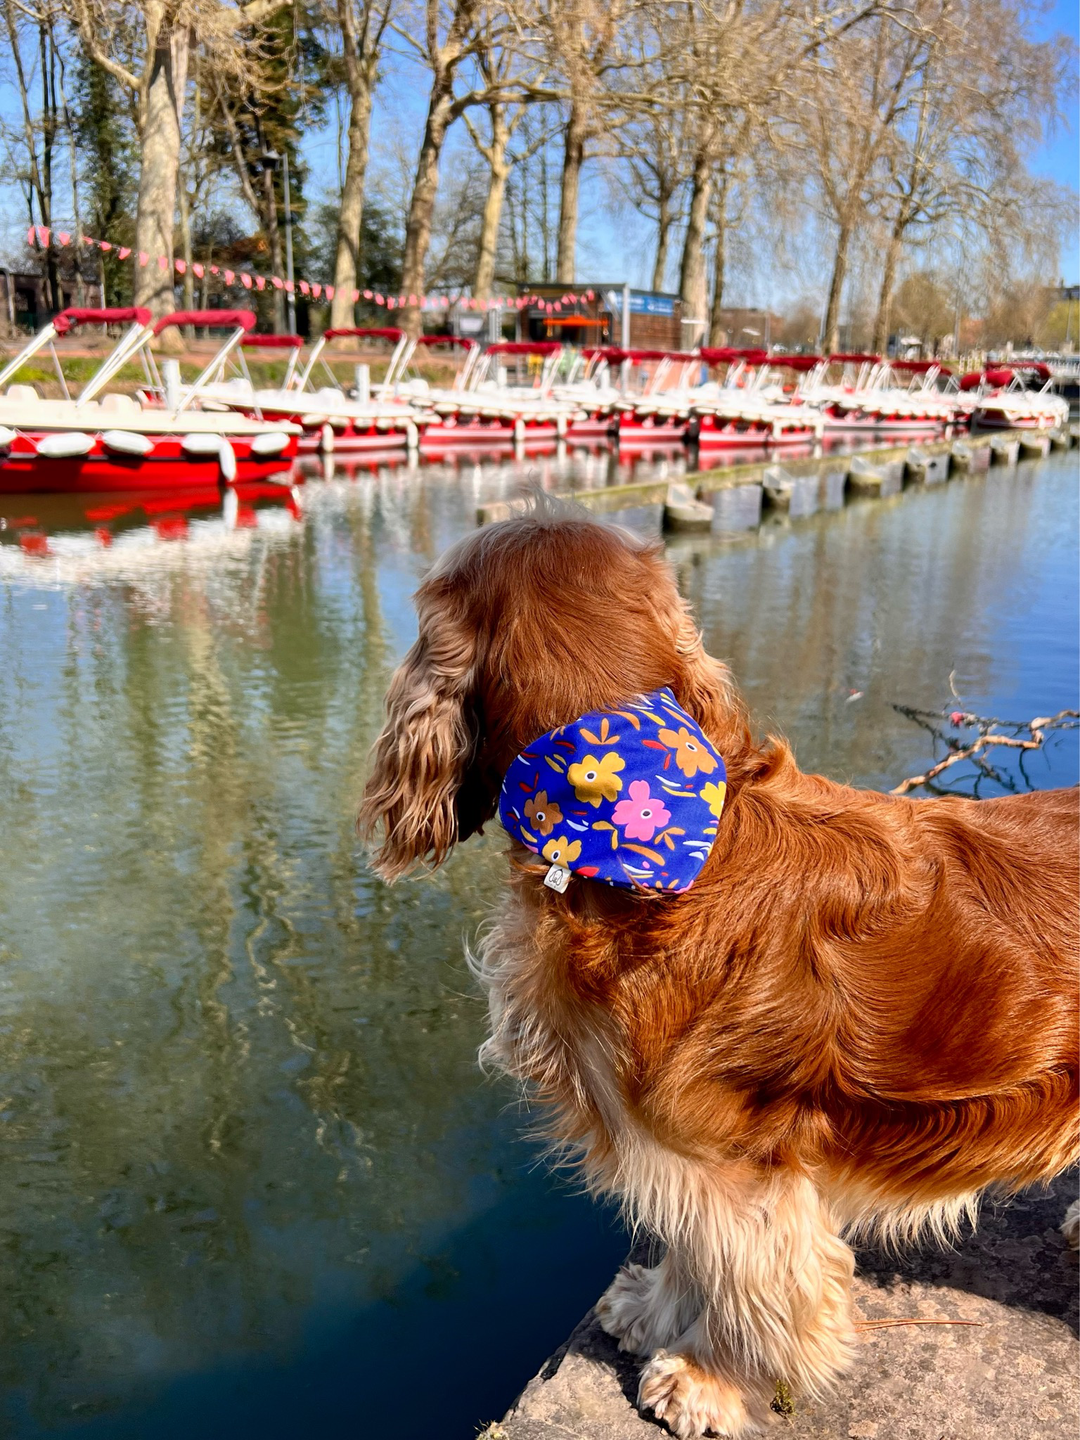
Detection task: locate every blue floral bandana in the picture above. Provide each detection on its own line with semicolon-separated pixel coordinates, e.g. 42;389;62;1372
498;688;726;894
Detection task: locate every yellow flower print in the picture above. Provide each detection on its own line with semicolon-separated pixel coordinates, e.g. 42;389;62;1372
566;751;625;806
659;725;717;778
700;780;727;819
542;834;582;866
524;791;562;836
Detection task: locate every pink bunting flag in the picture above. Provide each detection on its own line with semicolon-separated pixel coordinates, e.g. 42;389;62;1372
240;272;253;289
255;275;265;291
326;285;335;300
118;247;131;261
175;258;187;274
38;226;51;246
57;232;70;246
224;269;234;284
192;263;204;279
587;290;594;301
300;280;310;296
84;235;96;246
99;240;112;252
352;288;359;302
373;293;383;304
285;281;295;294
157;255;168;271
387;297;396;310
311;283;321;299
26;227;35;246
210;265;219;275
138;252;149;266
271;276;283;289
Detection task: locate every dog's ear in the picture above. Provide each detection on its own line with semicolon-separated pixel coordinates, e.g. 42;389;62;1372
358;595;484;882
656;584;740;746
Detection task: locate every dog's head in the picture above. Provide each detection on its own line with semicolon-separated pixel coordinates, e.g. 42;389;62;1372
359;497;746;881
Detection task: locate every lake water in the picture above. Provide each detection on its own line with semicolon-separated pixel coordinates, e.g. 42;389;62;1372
0;449;1076;1438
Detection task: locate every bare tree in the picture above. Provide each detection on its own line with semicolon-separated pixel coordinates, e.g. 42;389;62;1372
394;0;483;328
802;4;937;352
64;0;290;320
539;0;637;284
328;0;394;327
2;0;66;308
869;0;1071;350
460;6;548;298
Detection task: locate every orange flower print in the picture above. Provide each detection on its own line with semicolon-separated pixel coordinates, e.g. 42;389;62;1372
524;791;562;836
566;751;625;806
659;725;717;778
542;834;582;866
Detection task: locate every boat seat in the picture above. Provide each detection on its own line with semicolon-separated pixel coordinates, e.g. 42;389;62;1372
99;392;141;413
5;383;39;401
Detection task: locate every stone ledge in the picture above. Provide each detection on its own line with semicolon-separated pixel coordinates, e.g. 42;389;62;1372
497;1172;1078;1440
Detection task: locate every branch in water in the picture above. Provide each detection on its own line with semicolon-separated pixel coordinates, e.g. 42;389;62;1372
891;707;1080;797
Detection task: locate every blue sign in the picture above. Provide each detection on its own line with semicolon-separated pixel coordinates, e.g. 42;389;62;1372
629;291;676;317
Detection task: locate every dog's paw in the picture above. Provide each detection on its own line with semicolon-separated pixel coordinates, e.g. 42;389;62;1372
638;1350;776;1438
597;1263;674;1355
1061;1198;1080;1250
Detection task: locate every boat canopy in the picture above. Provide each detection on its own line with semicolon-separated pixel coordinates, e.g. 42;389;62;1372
323;327;404;343
242;333;304;349
487;341;562;355
700;347;769;366
53;306;151;335
959;361;1050;391
414;335;477;349
767;354;823;371
153;310;256;335
600;347;695;364
892;358;951;375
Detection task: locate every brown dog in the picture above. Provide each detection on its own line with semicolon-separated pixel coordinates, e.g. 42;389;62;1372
359;500;1079;1438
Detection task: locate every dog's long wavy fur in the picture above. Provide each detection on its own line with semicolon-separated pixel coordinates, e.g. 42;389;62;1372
359;496;1079;1438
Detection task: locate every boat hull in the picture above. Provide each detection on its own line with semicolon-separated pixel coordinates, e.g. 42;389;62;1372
973;408;1062;430
822;411;945;434
615;419;688;444
419;418;559;449
695;420;820;448
0;433;298;494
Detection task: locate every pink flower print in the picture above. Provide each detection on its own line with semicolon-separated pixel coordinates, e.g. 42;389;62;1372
611;781;671;842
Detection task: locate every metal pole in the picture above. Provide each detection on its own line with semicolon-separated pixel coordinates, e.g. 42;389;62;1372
621;283;630;349
283;151;296;334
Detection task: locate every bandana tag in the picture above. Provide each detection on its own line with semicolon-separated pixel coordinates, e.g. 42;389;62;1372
543;863;572;893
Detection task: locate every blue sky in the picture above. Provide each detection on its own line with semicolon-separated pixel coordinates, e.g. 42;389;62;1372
0;2;1076;300
1034;0;1080;280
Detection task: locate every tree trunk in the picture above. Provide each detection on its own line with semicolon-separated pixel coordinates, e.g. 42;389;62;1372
651;190;672;294
678;148;712;342
177;179;195;338
399;84;454;335
821;221;852;354
872;221;904;354
133;27;189;322
707;178;728;347
261;161;286;332
555;102;587;284
473;108;510;298
330;78;373;329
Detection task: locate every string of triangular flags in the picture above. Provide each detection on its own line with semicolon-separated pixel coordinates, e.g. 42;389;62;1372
25;227;597;313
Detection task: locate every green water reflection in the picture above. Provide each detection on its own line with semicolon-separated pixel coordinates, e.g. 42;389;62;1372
0;453;1076;1438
